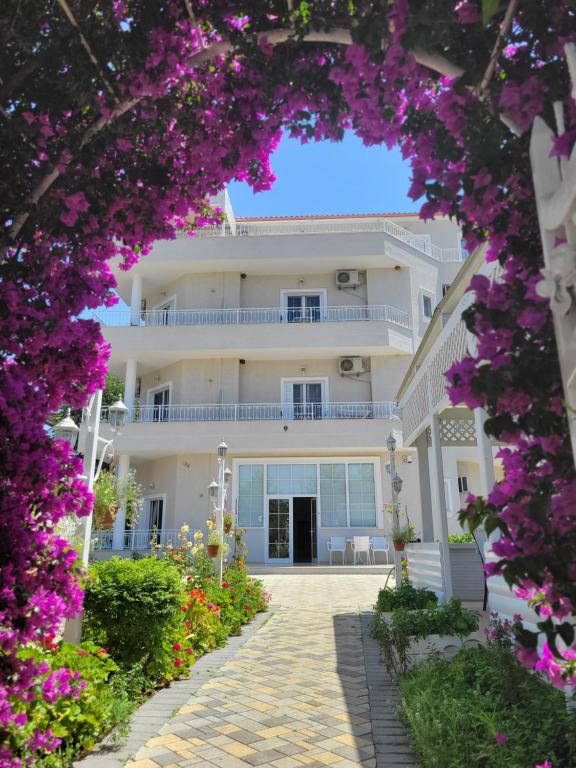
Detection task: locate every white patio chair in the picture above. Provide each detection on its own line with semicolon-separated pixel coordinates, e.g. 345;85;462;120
370;536;390;565
327;536;347;565
352;536;372;565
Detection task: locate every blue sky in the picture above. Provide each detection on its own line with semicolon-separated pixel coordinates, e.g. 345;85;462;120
228;131;419;217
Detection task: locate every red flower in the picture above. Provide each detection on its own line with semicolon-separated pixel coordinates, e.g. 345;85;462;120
174;658;182;667
222;582;230;588
243;604;250;611
186;648;193;656
173;642;181;651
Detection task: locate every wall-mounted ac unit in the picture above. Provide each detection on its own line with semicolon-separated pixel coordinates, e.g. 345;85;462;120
335;270;360;288
339;357;366;375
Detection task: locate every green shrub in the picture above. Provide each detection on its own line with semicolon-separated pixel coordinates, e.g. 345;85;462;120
447;533;475;543
375;584;438;612
399;646;576;768
83;557;192;686
13;641;130;767
373;600;479;676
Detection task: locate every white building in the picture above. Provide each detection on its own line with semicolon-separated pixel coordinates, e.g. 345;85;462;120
91;192;468;564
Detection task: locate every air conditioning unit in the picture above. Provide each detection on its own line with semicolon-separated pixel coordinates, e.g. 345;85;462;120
335;270;360;288
339;357;366;375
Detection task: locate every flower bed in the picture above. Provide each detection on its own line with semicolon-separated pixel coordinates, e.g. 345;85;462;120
8;528;269;767
399;646;575;768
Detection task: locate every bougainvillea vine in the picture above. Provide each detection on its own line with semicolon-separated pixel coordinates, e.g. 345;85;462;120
1;1;575;763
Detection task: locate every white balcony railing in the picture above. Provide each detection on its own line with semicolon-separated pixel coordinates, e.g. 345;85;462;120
91;528;182;551
180;217;467;263
93;304;411;329
99;401;401;423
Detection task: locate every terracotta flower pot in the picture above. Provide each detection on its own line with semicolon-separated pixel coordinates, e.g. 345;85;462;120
393;538;405;552
206;543;220;558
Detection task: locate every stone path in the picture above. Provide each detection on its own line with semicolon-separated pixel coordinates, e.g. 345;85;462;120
84;573;416;768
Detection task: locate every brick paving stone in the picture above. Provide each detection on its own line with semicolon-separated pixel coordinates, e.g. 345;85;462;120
77;575;416;768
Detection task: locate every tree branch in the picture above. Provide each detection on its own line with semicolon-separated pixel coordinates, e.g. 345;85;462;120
56;0;119;102
477;0;519;96
8;24;522;241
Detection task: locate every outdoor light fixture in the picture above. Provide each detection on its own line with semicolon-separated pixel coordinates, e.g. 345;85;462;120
392;473;403;496
224;467;232;485
53;408;80;449
208;479;219;500
387;433;397;453
108;399;128;429
217;441;228;459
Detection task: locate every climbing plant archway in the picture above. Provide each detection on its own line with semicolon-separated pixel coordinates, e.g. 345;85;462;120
1;1;575;762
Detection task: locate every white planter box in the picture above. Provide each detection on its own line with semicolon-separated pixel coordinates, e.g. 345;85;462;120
406;631;485;667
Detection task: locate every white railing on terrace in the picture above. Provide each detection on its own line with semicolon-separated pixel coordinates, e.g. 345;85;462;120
99;401;401;423
181;218;466;263
91;528;182;551
93;304;411;329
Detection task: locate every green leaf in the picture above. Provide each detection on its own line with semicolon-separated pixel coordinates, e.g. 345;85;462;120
482;0;501;26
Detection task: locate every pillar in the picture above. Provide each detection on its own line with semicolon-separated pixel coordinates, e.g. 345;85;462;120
130;274;143;325
124;359;137;416
429;412;453;600
474;408;496;496
112;454;130;550
415;431;434;542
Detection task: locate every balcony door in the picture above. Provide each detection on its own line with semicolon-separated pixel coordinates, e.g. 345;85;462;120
147;384;171;422
266;498;291;563
282;378;327;420
281;290;326;323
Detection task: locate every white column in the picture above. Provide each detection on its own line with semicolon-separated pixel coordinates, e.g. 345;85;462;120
474;408;496;496
130;274;143;325
124;359;137;415
429;412;453;600
415;431;434;541
112;454;130;550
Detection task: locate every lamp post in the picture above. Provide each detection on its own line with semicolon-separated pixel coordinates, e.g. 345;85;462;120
387;433;404;588
53;390;127;642
207;442;230;585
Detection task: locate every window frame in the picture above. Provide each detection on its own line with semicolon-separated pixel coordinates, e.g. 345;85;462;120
421;290;434;320
280;289;327;322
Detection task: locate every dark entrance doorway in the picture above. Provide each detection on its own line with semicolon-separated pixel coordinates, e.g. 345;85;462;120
293;497;317;563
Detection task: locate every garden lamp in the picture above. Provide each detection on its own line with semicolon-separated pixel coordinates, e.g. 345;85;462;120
208;479;219;500
392;473;403;496
387;433;396;454
217;441;228;459
53;408;80;449
224;467;232;485
108;398;128;429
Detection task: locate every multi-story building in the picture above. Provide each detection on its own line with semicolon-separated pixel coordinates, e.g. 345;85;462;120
91;192;468;564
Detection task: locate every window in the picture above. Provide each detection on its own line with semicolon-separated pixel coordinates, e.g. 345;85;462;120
348;464;376;526
319;464;347;527
148;498;164;544
281;378;327;420
422;293;433;319
147;385;170;422
238;465;264;527
267;464;317;495
442;283;452;297
281;290;326;323
458;475;469;493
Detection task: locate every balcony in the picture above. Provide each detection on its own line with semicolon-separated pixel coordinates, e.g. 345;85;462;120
94;401;402;456
94;304;411;329
183;216;467;263
101;401;401;423
97;304;414;361
92;529;181;551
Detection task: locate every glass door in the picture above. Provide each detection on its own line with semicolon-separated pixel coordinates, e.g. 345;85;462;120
152;387;170;422
267;498;291;564
286;294;321;323
293;382;323;420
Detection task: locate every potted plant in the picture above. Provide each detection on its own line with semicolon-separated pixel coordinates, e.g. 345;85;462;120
392;524;409;551
93;470;118;528
223;513;234;535
206;529;221;558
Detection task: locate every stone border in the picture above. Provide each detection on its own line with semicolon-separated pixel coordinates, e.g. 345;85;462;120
74;609;273;768
360;612;417;768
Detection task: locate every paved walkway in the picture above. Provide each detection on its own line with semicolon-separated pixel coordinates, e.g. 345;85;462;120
89;574;416;768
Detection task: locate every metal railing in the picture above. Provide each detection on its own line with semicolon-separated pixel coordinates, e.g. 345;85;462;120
99;401;401;423
178;217;467;262
93;303;411;329
91;528;182;550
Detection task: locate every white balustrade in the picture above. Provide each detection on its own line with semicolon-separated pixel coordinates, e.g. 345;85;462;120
91;528;182;551
98;401;401;424
93;304;411;328
178;216;466;262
